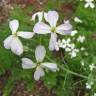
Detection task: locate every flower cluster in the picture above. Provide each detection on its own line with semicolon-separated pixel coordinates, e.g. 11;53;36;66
3;10;86;80
55;30;86;58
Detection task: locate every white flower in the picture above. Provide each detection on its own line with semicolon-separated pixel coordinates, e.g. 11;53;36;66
81;47;85;51
68;44;79;58
93;93;96;96
85;0;95;8
31;11;47;22
55;43;59;51
61;38;71;49
86;82;94;89
55;40;61;51
77;36;85;43
81;60;85;66
71;30;78;36
4;19;34;55
21;45;58;81
86;83;91;89
33;11;72;51
74;17;83;23
89;64;95;71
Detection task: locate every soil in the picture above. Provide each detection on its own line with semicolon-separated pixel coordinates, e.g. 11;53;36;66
0;70;11;95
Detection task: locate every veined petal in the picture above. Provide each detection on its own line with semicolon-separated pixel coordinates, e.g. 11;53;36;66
21;58;36;69
35;45;46;62
46;11;59;27
4;35;13;49
17;31;35;39
11;37;23;55
41;62;58;72
9;19;19;34
34;66;45;81
56;23;72;35
33;22;51;34
56;24;65;35
49;33;57;51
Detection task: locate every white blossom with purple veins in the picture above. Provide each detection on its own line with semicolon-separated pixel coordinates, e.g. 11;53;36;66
85;0;95;8
22;45;58;81
4;19;34;55
33;11;72;51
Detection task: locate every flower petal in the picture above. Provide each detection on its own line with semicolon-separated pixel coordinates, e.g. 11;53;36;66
33;22;51;34
74;17;82;23
41;62;57;72
44;12;48;22
35;45;46;62
31;12;43;22
71;30;78;36
84;3;89;8
17;31;35;39
70;51;77;58
90;3;95;8
4;35;13;49
56;22;72;35
49;33;57;51
34;66;45;81
9;19;19;34
21;58;36;69
11;37;23;55
46;11;59;27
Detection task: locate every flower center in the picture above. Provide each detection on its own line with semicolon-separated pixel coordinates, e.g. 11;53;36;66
13;32;17;37
37;61;42;66
51;27;56;32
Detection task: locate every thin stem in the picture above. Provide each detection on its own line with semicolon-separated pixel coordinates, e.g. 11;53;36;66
59;65;88;79
46;55;88;79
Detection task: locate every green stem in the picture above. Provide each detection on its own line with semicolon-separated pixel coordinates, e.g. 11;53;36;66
59;65;88;79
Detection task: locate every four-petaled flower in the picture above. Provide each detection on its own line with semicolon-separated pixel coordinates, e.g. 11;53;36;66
68;44;79;58
61;38;71;49
77;36;85;43
33;11;72;51
85;0;95;8
4;19;34;55
89;63;95;71
22;45;58;81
